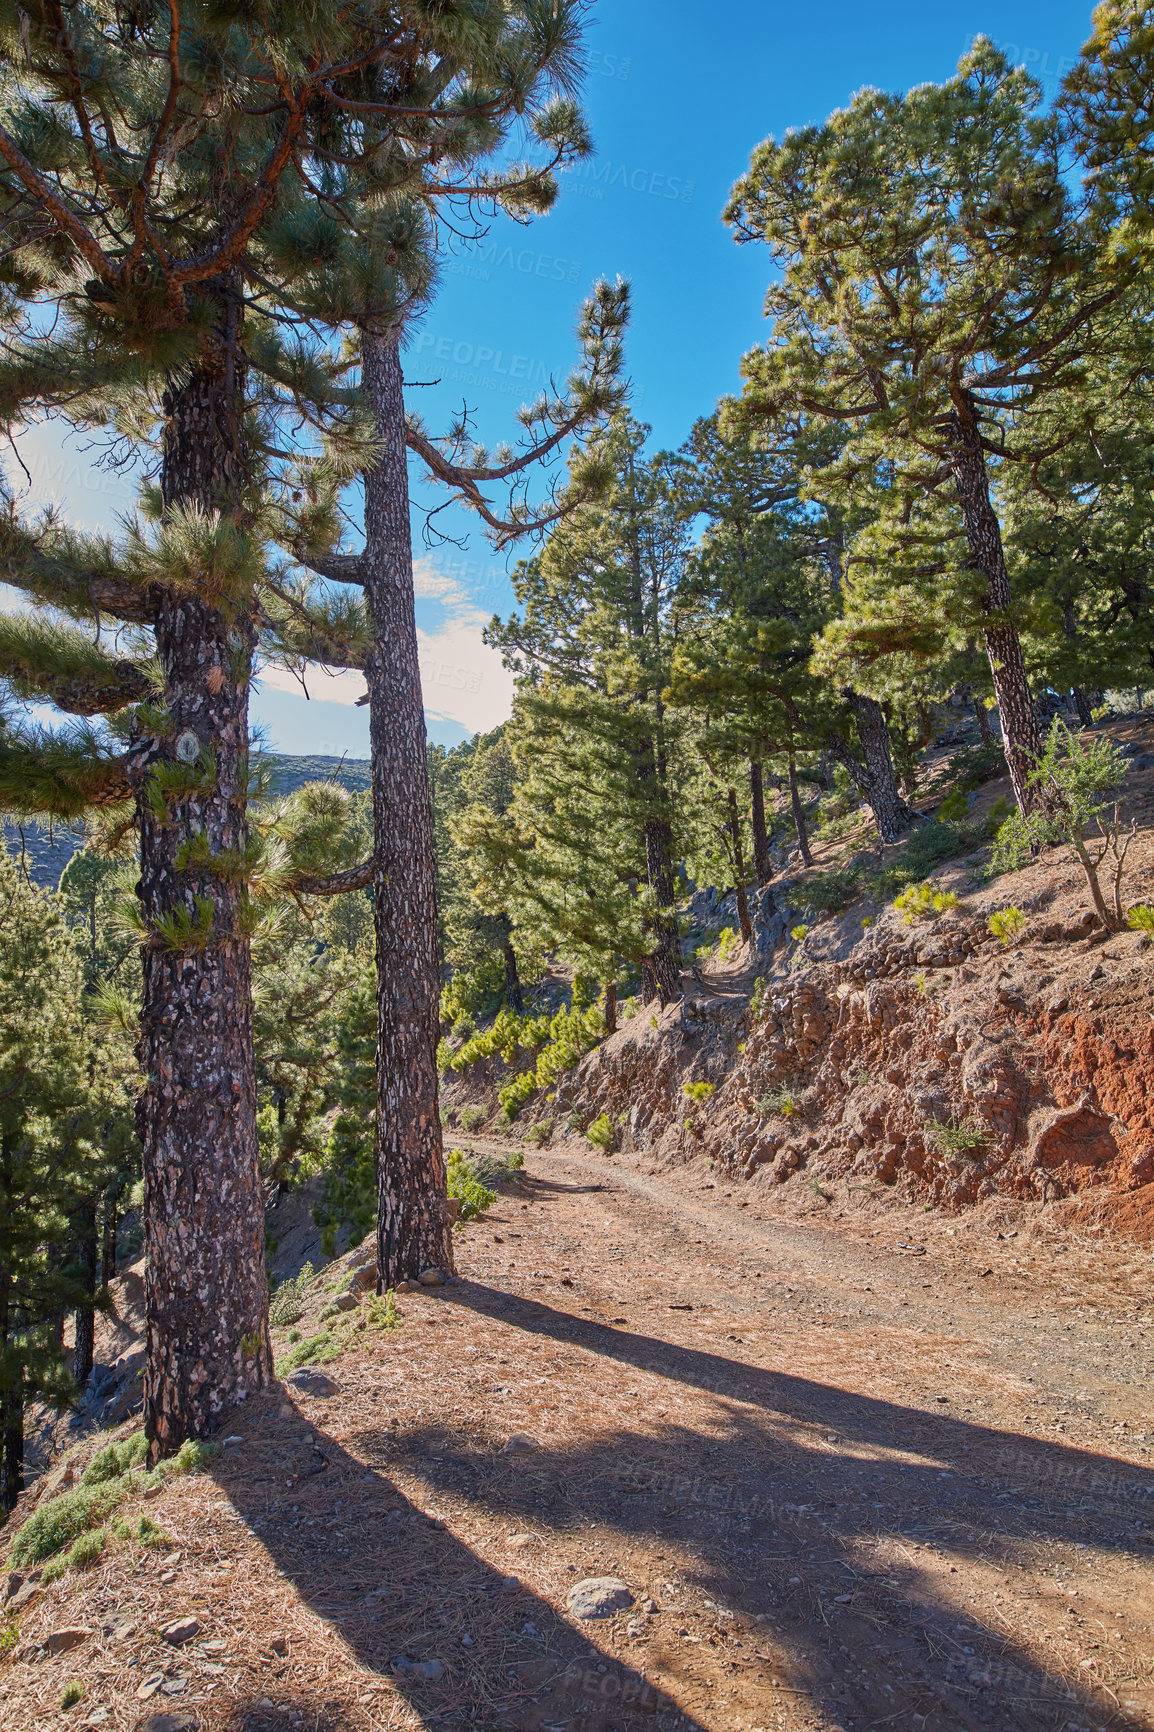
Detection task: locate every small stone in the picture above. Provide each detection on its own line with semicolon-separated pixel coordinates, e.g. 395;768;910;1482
142;1480;165;1500
641;1598;658;1614
139;1714;200;1732
220;1435;244;1450
7;1578;41;1613
506;1532;536;1549
331;1293;359;1313
392;1655;445;1682
268;1635;288;1656
566;1578;634;1621
83;1711;110;1726
417;1268;446;1287
626;1618;646;1638
503;1434;537;1454
160;1677;187;1696
201;1640;226;1655
278;1402;295;1419
46;1626;92;1655
136;1675;165;1701
160;1617;201;1646
460;1634;474;1647
103;1618;136;1643
286;1367;339;1398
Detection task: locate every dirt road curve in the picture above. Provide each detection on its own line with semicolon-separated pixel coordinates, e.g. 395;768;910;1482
7;1137;1154;1732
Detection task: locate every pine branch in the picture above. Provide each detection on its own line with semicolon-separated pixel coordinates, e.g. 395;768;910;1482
0;723;132;816
0;616;154;715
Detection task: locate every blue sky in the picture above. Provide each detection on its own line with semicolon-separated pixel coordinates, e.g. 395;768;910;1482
20;0;1095;758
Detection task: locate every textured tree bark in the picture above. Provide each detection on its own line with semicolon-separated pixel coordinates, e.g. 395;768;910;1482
135;282;271;1459
361;329;454;1290
750;760;772;885
830;696;916;844
72;1197;97;1387
947;404;1040;812
787;755;814;865
971;693;993;745
642;813;682;1004
727;787;753;943
603;979;617;1036
502;928;524;1016
0;1289;19;1513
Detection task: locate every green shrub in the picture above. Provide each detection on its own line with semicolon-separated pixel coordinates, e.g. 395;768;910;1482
269;1262;315;1328
446;1148;496;1221
790;924;808;943
926;1114;990;1156
873;818;986;899
169;1438;220;1475
717;926;740;962
802;867;865;914
758;1087;799;1119
893;883;959;924
1126;904;1154;935
465;1147;524;1188
274;1329;339;1377
136;1513;171;1547
586;1113;614;1150
64;1527;106;1569
526;1119;552;1145
364;1290;398;1330
683;1080;715;1102
936;787;971;822
61;1681;85;1710
109;1514;133;1541
82;1433;148;1485
460;1104;487;1132
988;906;1026;945
497;1068;537;1120
9;1480;129;1565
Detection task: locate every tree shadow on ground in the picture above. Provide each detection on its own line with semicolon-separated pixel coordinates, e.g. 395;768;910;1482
210;1275;1152;1730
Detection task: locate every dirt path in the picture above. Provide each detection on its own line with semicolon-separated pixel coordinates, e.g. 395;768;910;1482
6;1139;1154;1732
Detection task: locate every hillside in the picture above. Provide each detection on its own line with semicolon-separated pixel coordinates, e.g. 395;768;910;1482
3;756;372;890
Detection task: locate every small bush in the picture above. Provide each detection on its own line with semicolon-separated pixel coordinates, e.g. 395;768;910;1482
936;788;971;822
136;1513;171;1547
790;924;808;943
758;1087;799;1119
526;1119;552;1145
873;819;984;899
988;906;1027;946
683;1080;715;1102
802;868;864;914
82;1433;148;1486
269;1262;315;1328
446;1149;496;1222
1127;904;1154;935
893;883;960;924
364;1290;398;1330
64;1527;106;1569
275;1329;339;1378
926;1115;990;1156
586;1113;615;1150
61;1681;85;1710
717;926;740;962
108;1514;133;1541
466;1148;524;1188
460;1104;487;1133
169;1438;220;1475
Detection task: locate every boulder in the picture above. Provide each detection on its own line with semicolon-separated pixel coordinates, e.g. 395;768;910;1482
566;1577;634;1620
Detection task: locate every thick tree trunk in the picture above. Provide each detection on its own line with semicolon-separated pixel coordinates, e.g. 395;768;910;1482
727;788;753;944
502;930;524;1017
361;328;454;1290
603;979;617;1036
830;696;916;844
642;813;682;1004
0;1290;20;1513
947;405;1041;812
787;756;814;865
136;284;271;1459
1071;687;1098;729
750;760;772;885
72;1197;97;1387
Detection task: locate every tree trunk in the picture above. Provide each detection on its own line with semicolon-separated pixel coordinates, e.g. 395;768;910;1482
972;693;993;744
502;930;524;1017
72;1197;97;1387
1071;687;1097;729
642;813;682;1004
136;283;271;1460
749;760;772;885
0;1289;20;1513
787;756;813;865
830;696;915;844
603;979;617;1036
947;404;1041;812
727;788;753;944
361;328;454;1290
100;1179;122;1288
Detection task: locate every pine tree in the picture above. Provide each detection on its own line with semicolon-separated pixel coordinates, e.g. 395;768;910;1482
725;40;1131;815
0;845;132;1508
0;0;591;1442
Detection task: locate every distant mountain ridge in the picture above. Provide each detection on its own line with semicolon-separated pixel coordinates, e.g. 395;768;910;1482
4;755;373;890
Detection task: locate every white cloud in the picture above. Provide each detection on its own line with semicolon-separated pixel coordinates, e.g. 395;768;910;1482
258;553;514;736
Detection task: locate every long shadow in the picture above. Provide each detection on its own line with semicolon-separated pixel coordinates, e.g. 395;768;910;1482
213;1394;707;1732
209;1272;1154;1732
